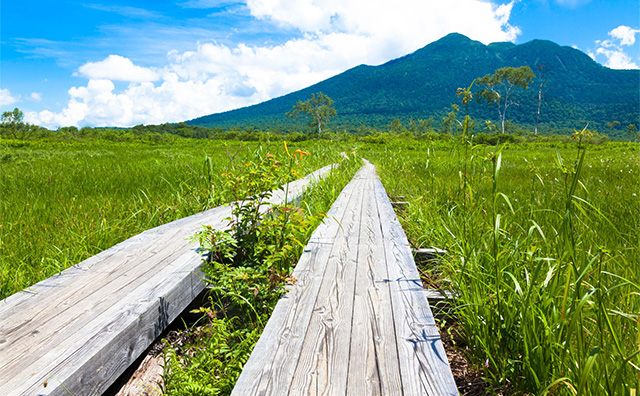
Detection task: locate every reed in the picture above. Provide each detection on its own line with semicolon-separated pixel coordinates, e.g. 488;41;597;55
364;136;639;395
0;139;341;299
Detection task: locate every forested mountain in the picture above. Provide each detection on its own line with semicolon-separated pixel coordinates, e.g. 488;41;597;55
187;33;639;136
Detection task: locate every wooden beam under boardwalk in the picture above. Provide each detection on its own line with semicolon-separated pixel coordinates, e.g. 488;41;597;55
232;161;457;396
0;164;334;396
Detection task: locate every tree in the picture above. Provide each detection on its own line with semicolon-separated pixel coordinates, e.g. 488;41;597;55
286;92;336;134
440;104;459;135
1;108;38;139
475;66;535;134
417;118;433;135
2;107;23;125
389;118;404;134
627;124;637;141
484;120;498;133
407;119;416;135
534;63;552;136
606;120;620;135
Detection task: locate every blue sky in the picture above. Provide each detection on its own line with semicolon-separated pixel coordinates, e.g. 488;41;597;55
1;0;638;128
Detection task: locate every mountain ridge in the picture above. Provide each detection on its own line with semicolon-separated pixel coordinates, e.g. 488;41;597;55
187;33;639;136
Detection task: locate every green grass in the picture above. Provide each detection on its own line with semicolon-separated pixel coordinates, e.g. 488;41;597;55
3;130;638;395
361;136;639;395
160;150;361;395
0;138;341;300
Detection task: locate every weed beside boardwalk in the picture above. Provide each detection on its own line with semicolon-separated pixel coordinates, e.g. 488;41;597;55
160;148;361;395
0;139;341;300
3;131;638;395
365;136;639;395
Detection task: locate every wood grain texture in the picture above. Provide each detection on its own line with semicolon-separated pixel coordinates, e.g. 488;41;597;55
0;164;334;396
114;354;164;396
286;171;364;396
232;161;457;396
346;176;402;396
231;165;368;396
372;175;458;396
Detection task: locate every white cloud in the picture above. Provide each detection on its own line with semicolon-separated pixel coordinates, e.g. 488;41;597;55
595;39;615;48
591;25;640;70
26;40;349;128
246;0;520;44
555;0;591;7
610;25;640;46
596;47;638;69
30;92;42;102
0;89;19;107
27;0;521;128
85;4;163;19
77;55;160;82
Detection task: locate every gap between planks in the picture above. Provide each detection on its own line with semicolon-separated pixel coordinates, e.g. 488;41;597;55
0;163;335;396
232;161;457;396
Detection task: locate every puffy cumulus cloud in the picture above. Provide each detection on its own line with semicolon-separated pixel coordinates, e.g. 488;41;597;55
595;47;638;69
246;0;520;48
26;38;353;128
77;55;160;82
30;92;42;102
26;76;256;129
28;0;520;128
0;89;19;107
591;25;639;69
166;34;370;94
610;25;640;46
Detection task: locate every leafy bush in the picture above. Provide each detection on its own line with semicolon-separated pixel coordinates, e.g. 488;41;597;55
161;147;361;395
474;132;518;145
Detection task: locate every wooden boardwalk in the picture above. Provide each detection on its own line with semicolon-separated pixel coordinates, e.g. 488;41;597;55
0;164;333;396
232;162;457;396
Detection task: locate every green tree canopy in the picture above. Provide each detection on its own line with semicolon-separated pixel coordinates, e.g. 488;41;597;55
476;66;534;134
286;92;336;134
1;108;40;140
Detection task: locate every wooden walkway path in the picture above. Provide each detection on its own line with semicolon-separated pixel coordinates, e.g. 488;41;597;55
232;162;457;395
0;164;334;396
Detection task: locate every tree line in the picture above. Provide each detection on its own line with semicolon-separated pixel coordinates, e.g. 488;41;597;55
2;64;637;142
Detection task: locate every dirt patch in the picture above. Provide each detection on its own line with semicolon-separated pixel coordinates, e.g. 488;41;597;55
110;326;202;396
437;321;490;396
105;291;212;396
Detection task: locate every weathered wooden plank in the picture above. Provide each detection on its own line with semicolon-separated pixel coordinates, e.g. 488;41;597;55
232;161;457;396
13;249;202;395
33;265;203;395
423;289;454;302
390;201;410;209
113;353;164;396
286;170;365;395
0;226;195;358
413;247;447;258
372;175;458;396
231;164;367;395
0;223;202;348
0;164;333;319
0;205;230;318
0;163;334;396
347;171;403;395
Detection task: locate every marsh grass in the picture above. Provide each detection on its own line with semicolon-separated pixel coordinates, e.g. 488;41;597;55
0;139;340;299
364;136;639;395
160;149;361;395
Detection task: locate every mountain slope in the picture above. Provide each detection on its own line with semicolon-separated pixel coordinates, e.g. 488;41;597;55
188;33;639;135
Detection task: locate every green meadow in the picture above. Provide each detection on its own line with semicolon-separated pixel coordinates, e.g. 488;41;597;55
1;132;638;395
0;138;340;300
363;136;639;394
